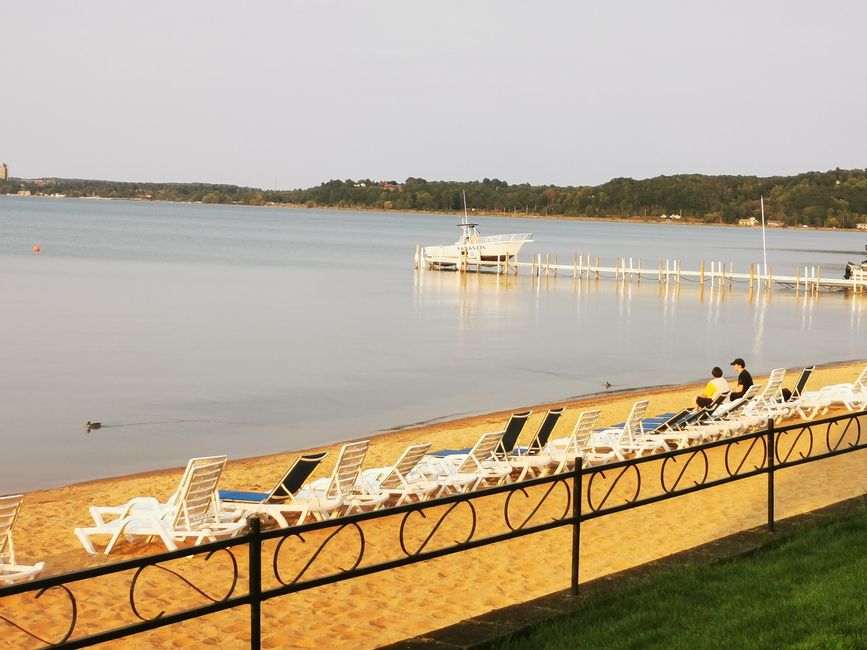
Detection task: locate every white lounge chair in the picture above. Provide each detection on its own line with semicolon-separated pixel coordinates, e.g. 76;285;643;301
88;455;231;527
349;443;437;512
75;458;247;554
737;369;788;423
677;384;765;442
798;365;867;416
588;400;666;460
281;440;373;523
795;385;840;420
0;495;45;585
543;409;616;473
421;431;509;496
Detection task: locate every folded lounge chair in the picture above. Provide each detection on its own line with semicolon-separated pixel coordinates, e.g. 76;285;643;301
219;452;328;527
76;458;247;554
0;494;45;585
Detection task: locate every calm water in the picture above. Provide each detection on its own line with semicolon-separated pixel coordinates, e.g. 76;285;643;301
1;196;865;492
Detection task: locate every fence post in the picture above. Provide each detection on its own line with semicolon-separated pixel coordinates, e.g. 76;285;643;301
766;419;775;533
571;457;583;596
249;516;262;650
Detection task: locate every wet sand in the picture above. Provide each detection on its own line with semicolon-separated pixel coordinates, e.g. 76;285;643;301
3;361;866;648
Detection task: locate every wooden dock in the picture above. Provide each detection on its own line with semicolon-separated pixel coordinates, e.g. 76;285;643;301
413;246;867;294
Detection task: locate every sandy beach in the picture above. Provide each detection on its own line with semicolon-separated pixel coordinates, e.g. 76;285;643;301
3;360;866;649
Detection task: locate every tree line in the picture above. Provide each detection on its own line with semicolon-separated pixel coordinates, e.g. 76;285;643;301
3;169;867;228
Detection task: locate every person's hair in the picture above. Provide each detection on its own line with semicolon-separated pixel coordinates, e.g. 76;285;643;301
711;367;723;378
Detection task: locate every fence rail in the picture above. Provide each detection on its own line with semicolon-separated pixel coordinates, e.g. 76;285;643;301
1;410;864;648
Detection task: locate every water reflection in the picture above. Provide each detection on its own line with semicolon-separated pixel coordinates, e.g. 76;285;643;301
413;267;865;396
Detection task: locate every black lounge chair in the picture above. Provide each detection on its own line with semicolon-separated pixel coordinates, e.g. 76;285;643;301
521;408;565;456
784;365;815;402
670;392;731;430
219;452;328;505
648;407;693;433
434;410;532;457
495;410;533;458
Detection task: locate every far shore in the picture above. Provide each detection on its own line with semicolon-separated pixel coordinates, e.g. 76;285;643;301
263;200;866;235
4;193;862;235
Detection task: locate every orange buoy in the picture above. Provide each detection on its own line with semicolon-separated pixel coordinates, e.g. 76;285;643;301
32;245;41;253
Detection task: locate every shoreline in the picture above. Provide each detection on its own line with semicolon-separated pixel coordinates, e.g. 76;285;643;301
4;193;862;235
5;358;865;648
36;357;867;496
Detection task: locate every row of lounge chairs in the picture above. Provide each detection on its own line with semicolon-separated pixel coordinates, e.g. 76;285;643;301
3;364;865;581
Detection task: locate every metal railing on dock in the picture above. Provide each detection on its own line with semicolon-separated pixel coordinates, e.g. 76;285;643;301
413;246;867;294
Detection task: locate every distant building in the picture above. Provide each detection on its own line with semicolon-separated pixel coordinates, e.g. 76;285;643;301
17;189;31;196
857;223;867;231
0;163;7;181
738;217;758;226
767;220;785;228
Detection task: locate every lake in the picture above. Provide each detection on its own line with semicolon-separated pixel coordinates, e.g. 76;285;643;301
1;196;864;491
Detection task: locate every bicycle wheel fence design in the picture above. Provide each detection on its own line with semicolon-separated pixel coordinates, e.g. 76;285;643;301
1;410;864;649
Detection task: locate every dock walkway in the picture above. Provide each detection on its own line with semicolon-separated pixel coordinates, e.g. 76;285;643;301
414;247;867;294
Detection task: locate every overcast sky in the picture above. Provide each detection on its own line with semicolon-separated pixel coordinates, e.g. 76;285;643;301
2;1;865;189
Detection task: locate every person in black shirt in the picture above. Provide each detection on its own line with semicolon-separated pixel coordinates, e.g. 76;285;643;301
729;358;753;400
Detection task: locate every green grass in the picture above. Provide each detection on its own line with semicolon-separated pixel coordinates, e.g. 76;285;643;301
495;501;867;650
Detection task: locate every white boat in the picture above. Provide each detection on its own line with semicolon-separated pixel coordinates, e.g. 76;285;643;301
843;244;867;279
422;196;533;267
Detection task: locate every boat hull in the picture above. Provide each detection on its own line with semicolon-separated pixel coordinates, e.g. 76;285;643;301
422;238;531;265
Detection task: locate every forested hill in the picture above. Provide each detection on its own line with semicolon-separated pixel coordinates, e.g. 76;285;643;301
3;169;867;228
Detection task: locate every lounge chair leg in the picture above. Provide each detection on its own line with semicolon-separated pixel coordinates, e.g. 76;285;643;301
75;528;98;555
105;527;128;555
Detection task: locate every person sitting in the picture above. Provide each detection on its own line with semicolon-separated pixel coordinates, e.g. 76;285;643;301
696;367;729;408
729;358;754;401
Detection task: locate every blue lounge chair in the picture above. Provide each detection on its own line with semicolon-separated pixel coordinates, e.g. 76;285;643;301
219;452;327;505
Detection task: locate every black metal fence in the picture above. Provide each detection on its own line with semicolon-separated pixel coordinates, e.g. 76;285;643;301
1;410;864;649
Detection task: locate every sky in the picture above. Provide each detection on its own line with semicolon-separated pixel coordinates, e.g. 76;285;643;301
2;1;866;190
